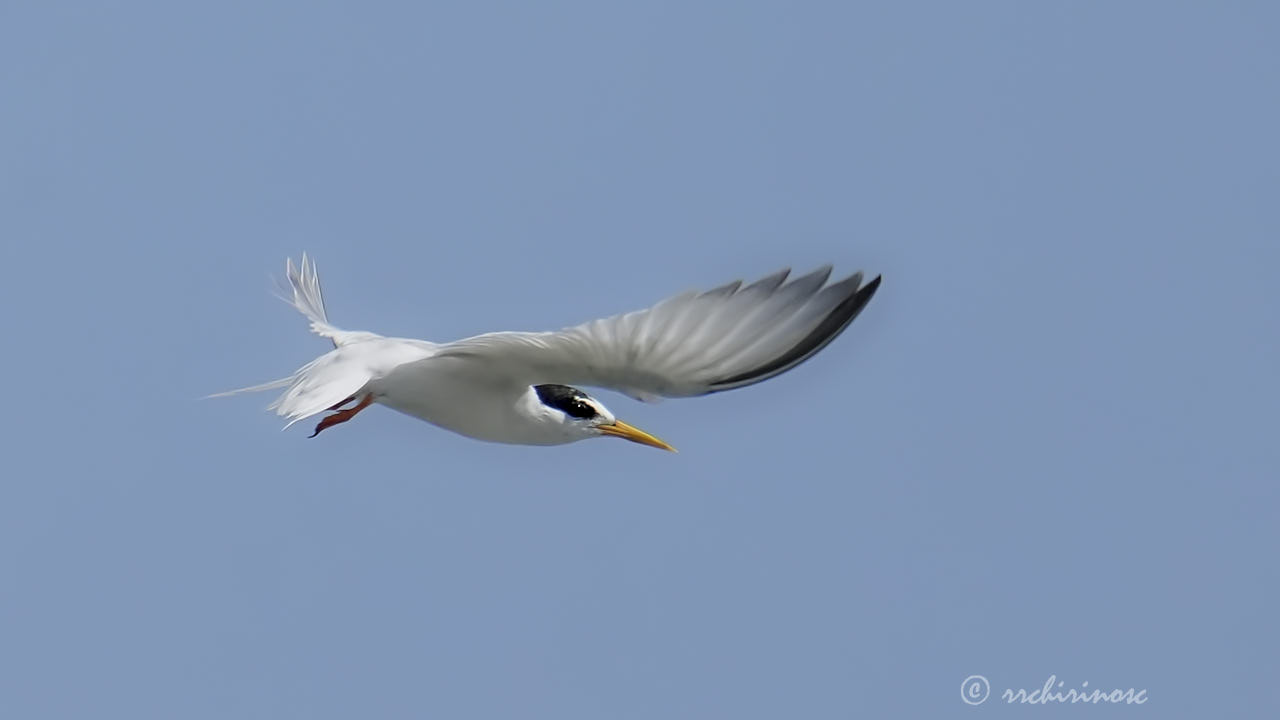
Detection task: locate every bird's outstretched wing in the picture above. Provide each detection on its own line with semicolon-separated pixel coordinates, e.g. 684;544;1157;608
428;267;881;400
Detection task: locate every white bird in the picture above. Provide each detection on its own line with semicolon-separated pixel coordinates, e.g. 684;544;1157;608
216;255;881;451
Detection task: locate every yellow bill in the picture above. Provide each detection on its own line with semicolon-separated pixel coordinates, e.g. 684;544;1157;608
599;420;677;452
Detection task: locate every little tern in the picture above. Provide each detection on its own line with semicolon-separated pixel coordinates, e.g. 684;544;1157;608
217;255;881;451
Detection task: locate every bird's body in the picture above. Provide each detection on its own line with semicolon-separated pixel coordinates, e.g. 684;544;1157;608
217;255;881;451
378;356;577;446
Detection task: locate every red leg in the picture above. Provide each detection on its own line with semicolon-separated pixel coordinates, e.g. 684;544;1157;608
326;395;356;411
309;394;375;438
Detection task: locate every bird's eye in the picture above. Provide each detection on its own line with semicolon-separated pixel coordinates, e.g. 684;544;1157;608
534;384;600;420
560;398;597;419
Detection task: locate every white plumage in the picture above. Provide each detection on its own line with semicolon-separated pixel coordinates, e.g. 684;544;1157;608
215;254;881;451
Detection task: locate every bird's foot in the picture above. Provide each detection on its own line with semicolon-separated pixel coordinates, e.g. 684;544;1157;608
309;394;374;438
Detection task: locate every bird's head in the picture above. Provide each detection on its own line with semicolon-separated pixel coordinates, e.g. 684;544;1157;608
532;384;676;452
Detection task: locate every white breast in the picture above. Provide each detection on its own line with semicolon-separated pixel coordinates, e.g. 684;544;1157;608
372;354;574;445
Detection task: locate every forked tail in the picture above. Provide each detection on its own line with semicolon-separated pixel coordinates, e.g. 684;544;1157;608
209;254;385;429
278;253;378;348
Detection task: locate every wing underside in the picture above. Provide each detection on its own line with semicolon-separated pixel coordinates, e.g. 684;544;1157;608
432;267;881;400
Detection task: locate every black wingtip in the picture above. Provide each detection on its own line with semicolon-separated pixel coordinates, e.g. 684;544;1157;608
708;271;882;391
863;273;882;297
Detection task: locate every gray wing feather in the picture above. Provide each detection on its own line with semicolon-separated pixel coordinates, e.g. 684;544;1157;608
434;267;881;399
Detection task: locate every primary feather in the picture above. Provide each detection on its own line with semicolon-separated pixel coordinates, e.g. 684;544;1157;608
416;266;881;399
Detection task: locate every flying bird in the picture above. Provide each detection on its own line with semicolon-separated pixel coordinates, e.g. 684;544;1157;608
216;255;881;451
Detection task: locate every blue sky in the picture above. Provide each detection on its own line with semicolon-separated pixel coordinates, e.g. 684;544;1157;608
1;1;1276;717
